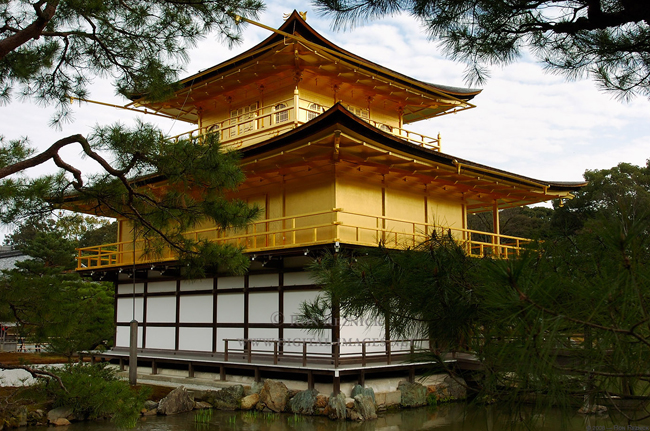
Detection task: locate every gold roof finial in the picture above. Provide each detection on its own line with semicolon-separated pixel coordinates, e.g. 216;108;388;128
283;11;307;21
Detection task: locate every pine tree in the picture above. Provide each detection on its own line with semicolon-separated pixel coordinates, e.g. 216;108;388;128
1;1;265;272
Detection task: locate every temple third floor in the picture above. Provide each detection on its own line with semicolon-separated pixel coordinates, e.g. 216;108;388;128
169;90;443;152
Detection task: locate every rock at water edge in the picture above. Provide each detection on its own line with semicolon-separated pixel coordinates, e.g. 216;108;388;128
207;385;245;411
259;380;289;413
289;389;319;415
351;385;376;404
443;376;467;400
398;381;427;408
157;386;195;415
354;394;377;421
52;418;71;427
47;407;74;424
328;392;347;420
240;394;260;411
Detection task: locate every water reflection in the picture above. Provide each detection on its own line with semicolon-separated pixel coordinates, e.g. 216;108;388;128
38;403;650;431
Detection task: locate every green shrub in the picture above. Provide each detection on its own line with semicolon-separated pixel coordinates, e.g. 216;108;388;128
36;363;149;428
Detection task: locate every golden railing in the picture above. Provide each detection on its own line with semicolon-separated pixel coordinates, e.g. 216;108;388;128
168;98;442;151
76;209;531;270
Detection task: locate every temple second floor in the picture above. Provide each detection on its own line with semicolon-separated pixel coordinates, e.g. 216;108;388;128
73;105;585;271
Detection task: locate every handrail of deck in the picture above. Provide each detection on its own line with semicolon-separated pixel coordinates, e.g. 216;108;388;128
76;208;532;270
167;97;442;151
222;338;430;367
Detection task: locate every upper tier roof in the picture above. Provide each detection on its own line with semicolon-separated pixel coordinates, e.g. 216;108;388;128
130;11;481;124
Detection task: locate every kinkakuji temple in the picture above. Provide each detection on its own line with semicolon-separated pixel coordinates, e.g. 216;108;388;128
71;11;586;392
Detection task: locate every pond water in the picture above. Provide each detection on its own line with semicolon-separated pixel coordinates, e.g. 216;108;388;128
40;403;650;431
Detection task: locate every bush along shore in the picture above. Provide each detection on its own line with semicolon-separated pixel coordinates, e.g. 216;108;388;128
0;363;468;428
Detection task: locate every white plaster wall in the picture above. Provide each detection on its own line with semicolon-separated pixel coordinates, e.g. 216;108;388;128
283;328;331;355
216;327;244;352
283;271;314;286
146;296;176;323
181;278;212;291
249;328;280;352
147;280;176;293
248;292;278;324
145;327;175;350
115;325;143;348
180;295;213;323
284;290;321;325
218;275;244;289
340;316;385;354
216;293;244;323
249;273;279;287
117;283;144;295
178;327;212;352
116;297;144;322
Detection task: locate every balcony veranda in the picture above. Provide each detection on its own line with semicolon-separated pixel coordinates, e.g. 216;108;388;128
76;208;532;270
169;95;442;152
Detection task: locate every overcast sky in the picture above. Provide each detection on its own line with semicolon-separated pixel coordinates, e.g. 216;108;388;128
2;1;650;237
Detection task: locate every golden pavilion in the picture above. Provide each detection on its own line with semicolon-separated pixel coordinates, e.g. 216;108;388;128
73;11;586;390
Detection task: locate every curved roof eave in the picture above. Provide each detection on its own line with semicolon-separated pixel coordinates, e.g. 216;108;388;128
170;11;481;102
240;103;587;192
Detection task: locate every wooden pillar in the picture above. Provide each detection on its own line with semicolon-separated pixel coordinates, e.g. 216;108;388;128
333;370;341;395
293;87;300;125
308;371;314;390
188;363;194;378
129;320;138;386
492;200;500;256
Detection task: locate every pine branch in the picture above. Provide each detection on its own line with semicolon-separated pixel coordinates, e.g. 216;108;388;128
0;0;60;60
0;363;68;393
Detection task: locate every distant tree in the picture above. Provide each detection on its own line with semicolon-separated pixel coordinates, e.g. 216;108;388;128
551;161;650;236
469;206;554;240
1;218;115;358
477;206;650;419
314;0;650;99
4;214;115;248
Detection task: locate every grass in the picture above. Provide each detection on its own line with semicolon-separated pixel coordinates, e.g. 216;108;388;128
241;411;279;423
194;408;213;424
287;413;304;424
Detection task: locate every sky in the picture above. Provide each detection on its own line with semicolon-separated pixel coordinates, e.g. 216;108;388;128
2;1;650;237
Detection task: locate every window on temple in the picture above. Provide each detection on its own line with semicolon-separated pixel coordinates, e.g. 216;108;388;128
230;102;258;135
275;103;289;123
307;103;321;121
346;105;369;120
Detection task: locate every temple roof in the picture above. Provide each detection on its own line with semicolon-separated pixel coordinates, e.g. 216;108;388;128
130;11;481;124
239;103;587;213
61;103;585;217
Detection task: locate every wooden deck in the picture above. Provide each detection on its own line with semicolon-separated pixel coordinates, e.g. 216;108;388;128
81;348;458;393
